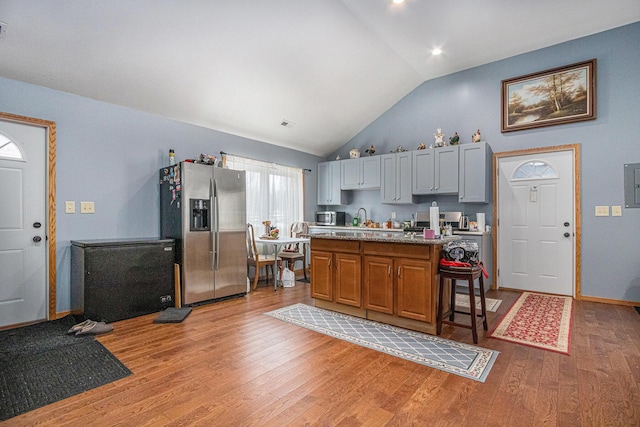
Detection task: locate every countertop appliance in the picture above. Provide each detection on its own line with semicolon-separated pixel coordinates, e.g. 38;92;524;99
316;211;346;226
160;162;247;305
404;211;464;233
459;214;470;231
71;238;175;322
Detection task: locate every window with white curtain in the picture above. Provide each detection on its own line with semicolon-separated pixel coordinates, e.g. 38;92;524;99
225;154;303;237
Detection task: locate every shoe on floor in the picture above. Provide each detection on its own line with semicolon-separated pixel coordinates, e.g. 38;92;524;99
67;319;94;334
75;321;113;336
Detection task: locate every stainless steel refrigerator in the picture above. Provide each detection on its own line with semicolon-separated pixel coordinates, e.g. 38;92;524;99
160;162;247;305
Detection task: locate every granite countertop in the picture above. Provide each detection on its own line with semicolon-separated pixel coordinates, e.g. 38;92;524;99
309;225;404;233
311;232;461;245
452;230;491;236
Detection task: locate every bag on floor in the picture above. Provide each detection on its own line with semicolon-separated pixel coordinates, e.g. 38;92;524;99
282;268;296;288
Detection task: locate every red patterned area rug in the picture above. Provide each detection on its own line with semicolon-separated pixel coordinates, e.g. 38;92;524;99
488;292;573;355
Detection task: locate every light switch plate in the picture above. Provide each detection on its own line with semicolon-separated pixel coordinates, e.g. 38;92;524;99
611;205;622;216
65;201;75;214
80;201;95;214
595;205;609;217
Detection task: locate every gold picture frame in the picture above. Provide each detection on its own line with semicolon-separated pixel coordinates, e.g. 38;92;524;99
501;59;596;132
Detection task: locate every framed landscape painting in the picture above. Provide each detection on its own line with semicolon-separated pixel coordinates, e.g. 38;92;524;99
501;59;596;132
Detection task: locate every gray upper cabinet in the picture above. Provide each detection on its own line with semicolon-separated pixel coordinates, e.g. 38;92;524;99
458;142;493;203
412;146;459;195
381;152;415;204
318;161;349;205
341;156;381;190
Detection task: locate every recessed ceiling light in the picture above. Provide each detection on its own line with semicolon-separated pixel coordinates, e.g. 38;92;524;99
392;0;405;4
432;48;442;56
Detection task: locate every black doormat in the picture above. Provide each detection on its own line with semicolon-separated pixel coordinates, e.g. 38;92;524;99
0;315;131;422
153;307;192;323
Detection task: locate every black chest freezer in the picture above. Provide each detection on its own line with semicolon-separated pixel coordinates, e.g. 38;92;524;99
71;238;175;322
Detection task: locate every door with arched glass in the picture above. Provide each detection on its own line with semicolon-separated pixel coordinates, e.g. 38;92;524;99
0;120;48;327
496;148;576;296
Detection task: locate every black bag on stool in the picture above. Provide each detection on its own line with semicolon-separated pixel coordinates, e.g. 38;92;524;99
441;240;479;265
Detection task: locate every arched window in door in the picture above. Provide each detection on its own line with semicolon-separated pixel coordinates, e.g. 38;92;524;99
511;160;558;181
0;133;25;160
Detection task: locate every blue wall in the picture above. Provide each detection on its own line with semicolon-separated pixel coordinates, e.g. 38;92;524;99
329;22;640;303
0;78;323;312
1;22;639;309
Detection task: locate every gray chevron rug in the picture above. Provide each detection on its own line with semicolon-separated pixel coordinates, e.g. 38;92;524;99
265;303;498;382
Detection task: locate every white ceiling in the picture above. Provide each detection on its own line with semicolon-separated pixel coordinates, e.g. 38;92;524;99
0;1;638;157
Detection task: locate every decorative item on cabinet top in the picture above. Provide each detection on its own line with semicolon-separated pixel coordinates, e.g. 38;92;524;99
349;148;360;159
434;128;445;147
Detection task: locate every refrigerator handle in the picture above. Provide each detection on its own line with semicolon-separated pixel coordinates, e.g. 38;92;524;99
210;178;217;271
214;178;220;270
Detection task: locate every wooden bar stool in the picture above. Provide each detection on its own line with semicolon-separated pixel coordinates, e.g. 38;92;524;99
437;265;488;344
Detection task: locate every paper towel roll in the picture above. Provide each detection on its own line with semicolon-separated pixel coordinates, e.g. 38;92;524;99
430;206;440;236
476;213;485;232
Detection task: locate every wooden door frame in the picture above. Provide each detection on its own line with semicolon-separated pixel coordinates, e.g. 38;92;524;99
0;112;57;320
492;144;581;299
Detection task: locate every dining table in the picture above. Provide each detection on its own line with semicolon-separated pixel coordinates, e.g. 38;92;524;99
254;235;310;291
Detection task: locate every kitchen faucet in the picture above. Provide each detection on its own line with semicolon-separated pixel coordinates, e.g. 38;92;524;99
356;207;367;226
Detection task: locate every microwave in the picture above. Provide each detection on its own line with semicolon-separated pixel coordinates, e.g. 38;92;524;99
316;211;346;226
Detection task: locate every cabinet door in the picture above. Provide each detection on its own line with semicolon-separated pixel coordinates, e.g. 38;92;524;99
318;161;348;205
317;162;330;204
328;161;347;204
311;250;333;301
359;156;381;189
380;154;397;204
363;256;394;314
459;142;492;203
412;150;435;194
434;146;459;194
334;253;362;307
395;151;414;203
341;158;361;189
396;258;432;322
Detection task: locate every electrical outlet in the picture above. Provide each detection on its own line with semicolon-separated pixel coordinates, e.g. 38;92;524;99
595;206;609;217
65;201;75;214
80;201;95;214
611;205;622;216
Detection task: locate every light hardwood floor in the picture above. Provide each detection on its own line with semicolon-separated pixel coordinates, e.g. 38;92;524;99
5;282;640;426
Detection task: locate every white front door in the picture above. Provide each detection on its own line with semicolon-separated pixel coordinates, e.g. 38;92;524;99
497;149;575;296
0;120;48;327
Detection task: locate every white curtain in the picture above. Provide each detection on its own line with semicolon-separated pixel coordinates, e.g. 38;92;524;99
225;154;303;240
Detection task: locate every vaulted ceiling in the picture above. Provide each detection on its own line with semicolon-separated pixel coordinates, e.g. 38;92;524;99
0;1;638;156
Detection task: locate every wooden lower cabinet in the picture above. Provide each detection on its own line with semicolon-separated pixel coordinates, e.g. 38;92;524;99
311;239;362;307
311;238;440;333
363;256;393;314
364;256;432;321
334;253;362;307
396;258;432;322
310;250;333;301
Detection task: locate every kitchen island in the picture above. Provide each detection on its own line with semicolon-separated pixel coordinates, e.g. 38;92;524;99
310;232;461;335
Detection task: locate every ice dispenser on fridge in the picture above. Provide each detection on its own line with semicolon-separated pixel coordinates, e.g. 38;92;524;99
190;199;210;231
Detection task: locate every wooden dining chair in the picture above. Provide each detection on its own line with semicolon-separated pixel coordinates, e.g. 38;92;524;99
277;222;309;282
247;223;282;290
